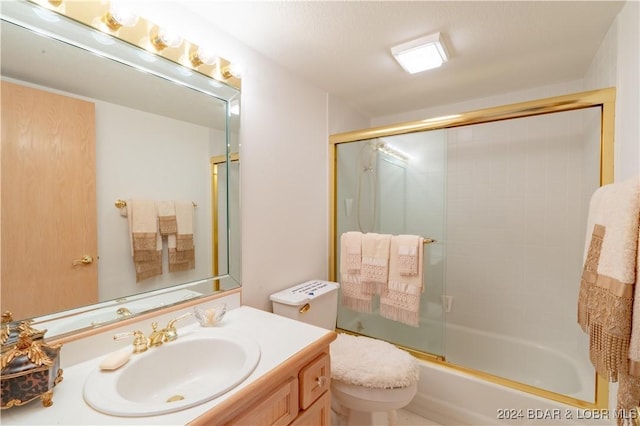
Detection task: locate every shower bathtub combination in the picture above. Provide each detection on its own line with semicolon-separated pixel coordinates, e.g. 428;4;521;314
330;88;615;422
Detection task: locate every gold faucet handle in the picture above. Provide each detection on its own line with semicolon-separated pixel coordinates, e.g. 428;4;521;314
1;311;14;324
148;322;166;347
114;330;148;353
164;312;193;342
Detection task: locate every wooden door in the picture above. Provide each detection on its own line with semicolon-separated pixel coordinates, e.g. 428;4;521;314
1;81;98;319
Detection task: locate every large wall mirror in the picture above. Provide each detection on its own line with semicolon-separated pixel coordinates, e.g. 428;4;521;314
1;1;241;339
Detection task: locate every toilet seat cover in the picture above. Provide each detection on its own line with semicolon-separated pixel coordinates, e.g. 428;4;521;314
330;333;419;389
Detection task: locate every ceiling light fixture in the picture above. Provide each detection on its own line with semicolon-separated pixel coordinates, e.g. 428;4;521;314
391;32;448;74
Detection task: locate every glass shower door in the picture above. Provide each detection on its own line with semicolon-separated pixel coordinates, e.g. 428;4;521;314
335;129;447;357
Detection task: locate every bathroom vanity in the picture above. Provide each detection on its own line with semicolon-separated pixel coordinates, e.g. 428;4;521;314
194;330;332;425
1;298;336;425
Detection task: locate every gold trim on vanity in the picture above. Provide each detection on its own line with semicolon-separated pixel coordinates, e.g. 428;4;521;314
329;88;616;410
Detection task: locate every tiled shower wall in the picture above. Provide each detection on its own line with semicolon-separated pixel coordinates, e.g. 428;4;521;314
444;107;601;360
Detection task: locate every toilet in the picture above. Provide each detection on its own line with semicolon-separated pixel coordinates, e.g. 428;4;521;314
270;280;419;426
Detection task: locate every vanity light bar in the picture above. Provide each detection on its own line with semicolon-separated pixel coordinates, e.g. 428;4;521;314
29;0;241;89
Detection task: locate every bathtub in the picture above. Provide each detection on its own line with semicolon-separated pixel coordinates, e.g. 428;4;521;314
405;359;612;426
404;322;613;426
444;322;593;401
338;313;611;425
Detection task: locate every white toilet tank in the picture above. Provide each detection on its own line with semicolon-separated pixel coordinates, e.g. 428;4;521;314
270;280;340;330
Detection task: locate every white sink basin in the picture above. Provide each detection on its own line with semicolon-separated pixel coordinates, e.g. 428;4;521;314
83;327;260;417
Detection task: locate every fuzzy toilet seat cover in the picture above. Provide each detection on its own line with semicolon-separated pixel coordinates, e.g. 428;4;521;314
330;333;419;389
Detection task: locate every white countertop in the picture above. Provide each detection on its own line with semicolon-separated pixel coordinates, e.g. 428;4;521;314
1;305;333;425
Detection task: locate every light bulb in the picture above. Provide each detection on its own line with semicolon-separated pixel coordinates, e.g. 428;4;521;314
102;5;138;31
150;26;183;51
189;46;217;67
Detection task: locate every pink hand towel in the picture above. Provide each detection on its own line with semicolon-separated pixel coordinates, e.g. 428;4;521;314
125;199;162;282
341;231;363;274
360;233;391;294
340;231;371;313
380;235;424;327
396;234;420;276
169;201;195;272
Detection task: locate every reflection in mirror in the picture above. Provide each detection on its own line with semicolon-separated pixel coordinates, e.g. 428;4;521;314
0;1;241;340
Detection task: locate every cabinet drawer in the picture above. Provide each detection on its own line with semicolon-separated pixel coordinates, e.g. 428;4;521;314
229;377;299;426
298;353;330;410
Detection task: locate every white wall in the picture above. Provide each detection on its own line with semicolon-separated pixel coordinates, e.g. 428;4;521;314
131;2;331;311
582;0;640;411
584;0;640;182
131;0;638;316
96;102;217;301
328;95;370;135
369;0;637;184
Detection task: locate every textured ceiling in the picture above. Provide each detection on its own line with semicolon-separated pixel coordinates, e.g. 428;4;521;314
182;1;625;118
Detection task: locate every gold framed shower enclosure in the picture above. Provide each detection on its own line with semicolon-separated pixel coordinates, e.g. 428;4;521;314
210;153;239;292
328;87;616;410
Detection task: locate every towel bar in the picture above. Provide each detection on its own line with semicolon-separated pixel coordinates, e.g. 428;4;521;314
115;199;197;208
423;238;437;244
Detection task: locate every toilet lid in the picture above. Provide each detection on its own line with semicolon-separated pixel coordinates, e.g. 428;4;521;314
330;333;419;389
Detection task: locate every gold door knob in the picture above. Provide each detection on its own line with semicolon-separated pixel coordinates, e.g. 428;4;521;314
72;255;94;266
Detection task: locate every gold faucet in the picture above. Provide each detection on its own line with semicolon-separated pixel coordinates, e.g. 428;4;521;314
148;322;166;347
113;330;148;354
112;312;193;353
116;307;132;317
163;312;193;342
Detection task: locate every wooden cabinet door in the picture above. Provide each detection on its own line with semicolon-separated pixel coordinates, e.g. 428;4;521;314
1;81;98;319
228;377;299;426
291;392;331;426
